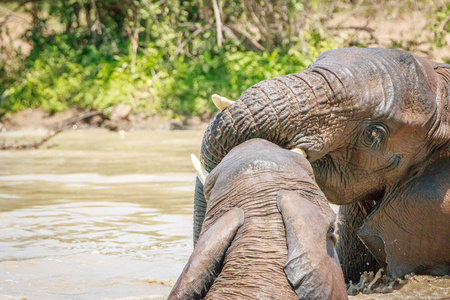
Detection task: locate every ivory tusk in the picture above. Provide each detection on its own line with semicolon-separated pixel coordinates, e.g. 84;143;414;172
290;147;307;158
211;94;235;111
190;154;209;185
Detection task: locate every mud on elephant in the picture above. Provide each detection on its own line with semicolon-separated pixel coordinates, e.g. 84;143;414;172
193;47;450;281
169;139;347;299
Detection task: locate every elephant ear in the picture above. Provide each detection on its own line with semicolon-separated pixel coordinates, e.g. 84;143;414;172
277;190;348;299
168;207;244;300
426;61;450;155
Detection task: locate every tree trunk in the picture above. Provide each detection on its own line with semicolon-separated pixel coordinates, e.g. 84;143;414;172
211;0;222;47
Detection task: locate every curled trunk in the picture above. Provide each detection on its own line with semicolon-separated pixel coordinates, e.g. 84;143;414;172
194;69;349;243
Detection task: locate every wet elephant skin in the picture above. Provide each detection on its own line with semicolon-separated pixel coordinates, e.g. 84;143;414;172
193;47;450;281
169;139;347;299
358;157;450;278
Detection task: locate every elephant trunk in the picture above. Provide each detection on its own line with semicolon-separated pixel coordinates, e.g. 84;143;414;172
194;69;349;243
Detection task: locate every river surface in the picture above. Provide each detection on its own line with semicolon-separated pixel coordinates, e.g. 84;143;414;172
0;129;448;300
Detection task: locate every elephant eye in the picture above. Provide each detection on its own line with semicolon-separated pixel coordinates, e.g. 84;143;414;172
361;124;388;150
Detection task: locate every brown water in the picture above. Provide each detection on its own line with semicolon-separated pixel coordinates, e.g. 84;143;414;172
349;276;450;300
0;129;448;300
0;129;201;299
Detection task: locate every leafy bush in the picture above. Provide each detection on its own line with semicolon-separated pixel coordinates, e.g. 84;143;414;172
2;39;337;117
0;0;347;118
426;3;450;48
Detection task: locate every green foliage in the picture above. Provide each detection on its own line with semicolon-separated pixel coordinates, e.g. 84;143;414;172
163;47;320;117
0;0;378;118
1;39;158;114
1;37;334;117
426;3;450;48
0;0;343;118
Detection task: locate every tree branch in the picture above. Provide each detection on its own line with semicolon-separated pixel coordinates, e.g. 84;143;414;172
211;0;222;47
0;110;106;151
224;25;265;51
329;25;379;45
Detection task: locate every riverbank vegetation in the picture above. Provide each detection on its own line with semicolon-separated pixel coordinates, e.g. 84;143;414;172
0;1;449;119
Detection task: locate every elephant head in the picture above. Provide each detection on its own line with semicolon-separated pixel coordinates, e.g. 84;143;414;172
171;139;347;299
194;47;450;245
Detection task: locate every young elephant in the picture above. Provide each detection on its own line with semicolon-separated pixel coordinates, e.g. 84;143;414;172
169;139;347;299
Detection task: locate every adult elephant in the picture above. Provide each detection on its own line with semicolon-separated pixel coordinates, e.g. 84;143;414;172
193;47;450;282
170;139;347;299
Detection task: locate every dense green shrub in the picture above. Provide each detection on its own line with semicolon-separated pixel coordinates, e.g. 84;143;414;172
0;0;345;117
0;0;447;118
1;38;338;117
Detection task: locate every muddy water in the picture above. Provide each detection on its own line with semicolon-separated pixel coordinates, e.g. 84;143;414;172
0;129;202;299
0;129;448;300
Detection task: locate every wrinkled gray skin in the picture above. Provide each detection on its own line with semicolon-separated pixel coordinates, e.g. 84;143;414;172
358;157;450;277
194;48;450;282
169;139;347;299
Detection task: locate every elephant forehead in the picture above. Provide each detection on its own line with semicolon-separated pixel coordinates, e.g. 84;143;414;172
210;139;312;178
211;158;312;189
312;48;437;126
